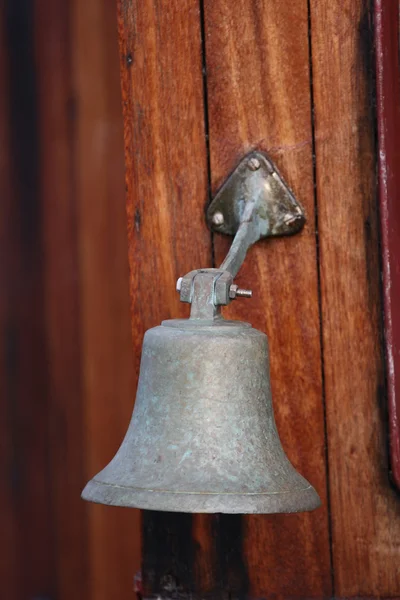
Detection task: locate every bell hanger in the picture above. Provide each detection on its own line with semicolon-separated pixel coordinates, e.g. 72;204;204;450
177;151;305;320
81;151;320;514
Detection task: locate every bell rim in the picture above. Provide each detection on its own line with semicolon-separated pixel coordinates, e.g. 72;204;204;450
82;478;321;514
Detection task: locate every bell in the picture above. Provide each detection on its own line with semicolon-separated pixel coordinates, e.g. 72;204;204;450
82;152;321;514
82;314;320;514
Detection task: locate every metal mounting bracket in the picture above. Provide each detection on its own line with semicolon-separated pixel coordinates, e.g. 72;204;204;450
176;151;306;319
207;151;305;238
206;151;306;278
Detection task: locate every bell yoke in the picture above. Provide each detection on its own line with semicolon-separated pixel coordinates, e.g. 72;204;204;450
81;151;321;514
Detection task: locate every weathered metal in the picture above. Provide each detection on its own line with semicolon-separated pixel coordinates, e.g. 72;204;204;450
207;151;305;277
82;151;320;514
82;316;320;513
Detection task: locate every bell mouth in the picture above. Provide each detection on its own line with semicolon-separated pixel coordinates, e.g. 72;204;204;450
82;478;321;515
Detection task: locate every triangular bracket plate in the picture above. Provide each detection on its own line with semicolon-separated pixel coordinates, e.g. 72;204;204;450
206;151;305;240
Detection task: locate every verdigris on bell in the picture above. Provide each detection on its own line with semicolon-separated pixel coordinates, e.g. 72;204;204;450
82;151;321;514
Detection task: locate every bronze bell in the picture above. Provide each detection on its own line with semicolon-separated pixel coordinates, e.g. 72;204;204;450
82;152;321;514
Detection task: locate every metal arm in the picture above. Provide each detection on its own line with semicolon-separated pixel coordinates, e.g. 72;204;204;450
218;197;260;279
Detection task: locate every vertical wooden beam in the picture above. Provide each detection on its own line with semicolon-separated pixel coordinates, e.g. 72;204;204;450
0;5;21;598
310;0;400;595
1;1;56;598
34;0;90;598
203;0;332;597
117;0;211;597
72;1;139;598
2;1;140;598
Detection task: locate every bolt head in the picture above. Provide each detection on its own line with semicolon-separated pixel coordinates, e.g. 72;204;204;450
247;157;261;171
212;211;224;226
229;284;252;299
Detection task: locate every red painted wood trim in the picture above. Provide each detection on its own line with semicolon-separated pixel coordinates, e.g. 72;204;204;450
375;0;400;491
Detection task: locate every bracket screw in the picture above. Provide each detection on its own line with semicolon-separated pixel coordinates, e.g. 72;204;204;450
176;277;183;292
229;284;253;299
283;212;302;227
247;157;261;171
212;211;224;226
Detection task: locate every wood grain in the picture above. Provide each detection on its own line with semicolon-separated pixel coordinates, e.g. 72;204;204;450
117;0;211;597
203;0;332;597
34;1;90;597
310;0;400;595
1;1;135;598
72;1;140;598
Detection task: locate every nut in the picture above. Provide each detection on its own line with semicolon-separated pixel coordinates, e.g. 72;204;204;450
229;284;238;299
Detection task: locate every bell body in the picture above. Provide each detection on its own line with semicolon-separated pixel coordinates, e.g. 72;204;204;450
82;318;320;513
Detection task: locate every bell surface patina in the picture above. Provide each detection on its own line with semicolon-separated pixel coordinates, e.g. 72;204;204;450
82;316;320;513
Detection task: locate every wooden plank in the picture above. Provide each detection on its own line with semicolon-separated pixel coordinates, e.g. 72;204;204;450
0;6;21;598
203;1;332;597
0;2;56;598
34;0;90;598
310;0;400;595
72;1;140;598
375;0;400;491
192;514;218;595
117;0;211;597
2;1;144;597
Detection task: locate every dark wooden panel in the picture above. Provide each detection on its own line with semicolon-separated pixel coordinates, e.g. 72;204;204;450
2;1;135;598
117;0;211;597
0;2;57;598
375;0;400;492
0;6;22;598
310;0;400;595
192;513;218;596
72;1;140;598
203;0;332;597
34;1;90;598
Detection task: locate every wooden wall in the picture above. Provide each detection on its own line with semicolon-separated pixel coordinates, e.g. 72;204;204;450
118;0;400;598
2;0;400;599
